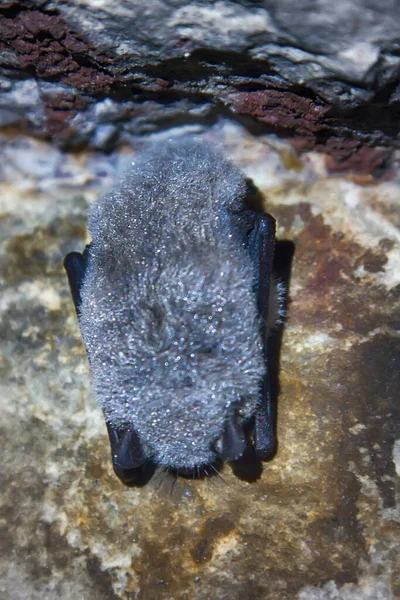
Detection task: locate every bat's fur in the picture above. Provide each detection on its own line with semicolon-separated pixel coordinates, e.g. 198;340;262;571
79;138;267;470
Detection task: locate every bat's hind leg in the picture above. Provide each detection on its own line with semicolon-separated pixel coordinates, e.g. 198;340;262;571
247;211;278;459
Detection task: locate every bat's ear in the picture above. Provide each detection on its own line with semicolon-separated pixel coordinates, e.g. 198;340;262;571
106;424;155;486
107;424;145;468
220;414;247;462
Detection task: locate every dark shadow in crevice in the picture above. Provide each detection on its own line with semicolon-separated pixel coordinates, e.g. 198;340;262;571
112;460;157;488
230;420;263;483
268;238;296;428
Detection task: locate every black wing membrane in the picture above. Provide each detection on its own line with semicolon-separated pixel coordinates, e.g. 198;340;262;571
247;211;277;459
63;244;91;317
64;244;155;485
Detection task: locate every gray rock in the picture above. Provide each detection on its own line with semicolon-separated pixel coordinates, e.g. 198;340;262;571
0;1;400;167
0;79;44;128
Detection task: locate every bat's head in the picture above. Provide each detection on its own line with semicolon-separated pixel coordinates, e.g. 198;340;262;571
81;243;265;473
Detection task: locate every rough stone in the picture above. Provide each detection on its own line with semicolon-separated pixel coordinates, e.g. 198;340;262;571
0;122;399;599
0;1;400;170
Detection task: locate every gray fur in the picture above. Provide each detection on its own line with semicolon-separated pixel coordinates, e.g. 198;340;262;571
79;138;265;469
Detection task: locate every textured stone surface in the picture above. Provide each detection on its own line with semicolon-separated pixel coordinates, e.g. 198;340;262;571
0;122;399;599
0;1;400;169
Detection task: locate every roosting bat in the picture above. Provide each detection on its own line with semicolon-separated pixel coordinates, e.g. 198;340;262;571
64;138;281;485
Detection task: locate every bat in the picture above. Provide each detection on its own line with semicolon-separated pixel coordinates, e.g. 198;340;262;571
64;137;281;485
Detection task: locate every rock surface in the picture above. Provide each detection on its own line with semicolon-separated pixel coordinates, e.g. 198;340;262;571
0;123;399;599
1;1;400;170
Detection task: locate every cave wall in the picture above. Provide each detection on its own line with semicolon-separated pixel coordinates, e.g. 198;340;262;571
1;0;400;171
